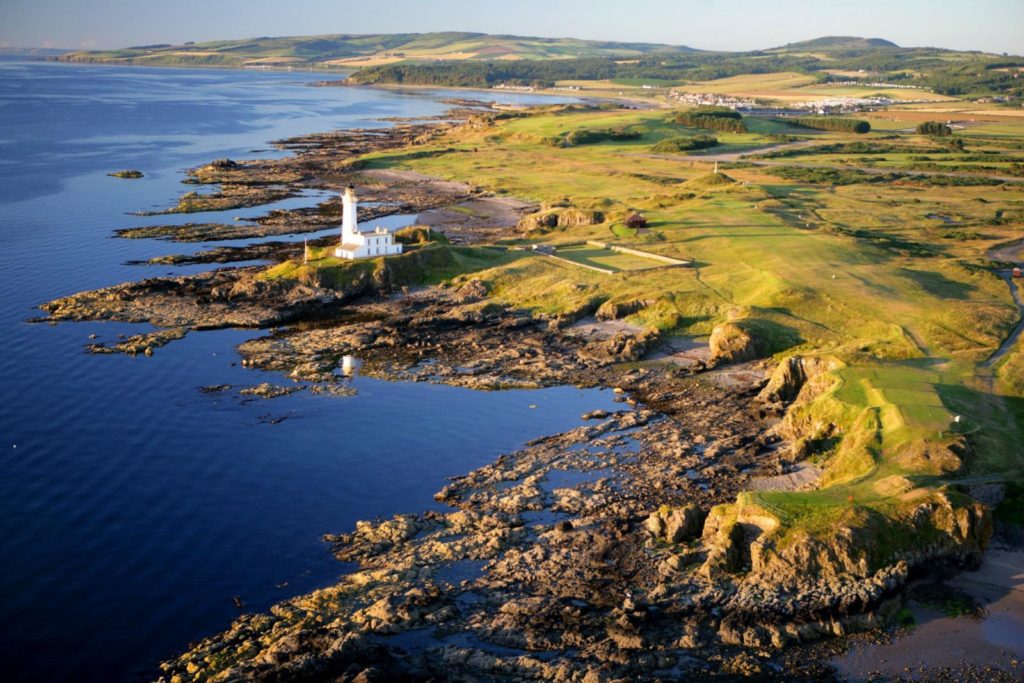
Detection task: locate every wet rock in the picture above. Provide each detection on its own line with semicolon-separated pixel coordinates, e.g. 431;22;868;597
108;169;143;179
85;327;187;355
239;383;302;399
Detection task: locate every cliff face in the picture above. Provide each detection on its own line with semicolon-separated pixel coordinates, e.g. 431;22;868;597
691;352;995;646
695;491;993;648
757;355;843;407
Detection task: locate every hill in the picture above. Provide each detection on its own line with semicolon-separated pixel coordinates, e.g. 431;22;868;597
57;32;1024;97
0;46;70;57
57;32;697;69
772;36;900;52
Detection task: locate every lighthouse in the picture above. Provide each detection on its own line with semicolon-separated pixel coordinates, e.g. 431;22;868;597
341;184;358;240
334;184;403;260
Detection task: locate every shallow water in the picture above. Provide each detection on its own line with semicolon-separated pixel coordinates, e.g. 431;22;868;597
0;60;601;682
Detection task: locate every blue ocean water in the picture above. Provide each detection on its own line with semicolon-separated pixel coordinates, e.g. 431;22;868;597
0;61;608;682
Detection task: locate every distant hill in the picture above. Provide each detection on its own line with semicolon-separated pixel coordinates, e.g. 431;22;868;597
55;32;1024;97
772;36;900;52
57;32;699;69
0;47;71;58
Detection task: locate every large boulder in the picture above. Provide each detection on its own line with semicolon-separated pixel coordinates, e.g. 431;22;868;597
578;330;656;362
645;504;707;544
708;321;762;364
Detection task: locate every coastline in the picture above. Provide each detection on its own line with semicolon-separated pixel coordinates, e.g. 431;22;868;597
51;54;663;108
31;88;1021;681
322;78;662;107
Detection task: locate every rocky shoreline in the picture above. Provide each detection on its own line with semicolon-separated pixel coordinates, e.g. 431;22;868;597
37;104;1005;681
145;285;992;681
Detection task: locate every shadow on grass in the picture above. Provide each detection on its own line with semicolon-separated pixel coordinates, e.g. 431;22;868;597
936;380;1024;477
899;267;976;300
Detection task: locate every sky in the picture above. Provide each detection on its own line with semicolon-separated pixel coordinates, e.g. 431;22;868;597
1;0;1022;55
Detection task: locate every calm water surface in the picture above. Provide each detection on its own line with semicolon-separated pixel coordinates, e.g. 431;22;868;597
0;61;608;682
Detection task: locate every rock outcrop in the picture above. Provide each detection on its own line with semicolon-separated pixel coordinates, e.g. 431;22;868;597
757;355;842;406
708;321;763;365
596;298;650;321
645;504;707;544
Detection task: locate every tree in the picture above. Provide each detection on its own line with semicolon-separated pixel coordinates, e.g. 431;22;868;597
916;121;952;136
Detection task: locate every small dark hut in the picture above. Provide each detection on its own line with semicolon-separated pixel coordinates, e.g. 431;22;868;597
625;212;647;230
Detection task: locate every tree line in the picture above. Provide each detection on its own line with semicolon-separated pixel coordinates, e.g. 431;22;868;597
791;117;871;133
673;107;747;133
651;135;719;153
347;49;1024;98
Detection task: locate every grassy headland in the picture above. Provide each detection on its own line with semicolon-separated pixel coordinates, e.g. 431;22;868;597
270;100;1024;564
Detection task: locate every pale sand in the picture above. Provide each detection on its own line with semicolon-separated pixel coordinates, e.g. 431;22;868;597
833;548;1024;680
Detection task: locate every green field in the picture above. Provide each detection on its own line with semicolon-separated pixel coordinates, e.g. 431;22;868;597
553;244;672;272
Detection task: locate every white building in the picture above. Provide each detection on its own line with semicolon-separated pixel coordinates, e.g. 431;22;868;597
334;185;403;260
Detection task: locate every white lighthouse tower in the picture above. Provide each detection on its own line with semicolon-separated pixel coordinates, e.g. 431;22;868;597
334;184;403;260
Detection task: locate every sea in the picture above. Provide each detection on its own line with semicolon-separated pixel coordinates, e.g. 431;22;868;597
0;60;612;682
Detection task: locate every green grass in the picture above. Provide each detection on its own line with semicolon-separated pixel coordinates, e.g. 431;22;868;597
554;244;670;272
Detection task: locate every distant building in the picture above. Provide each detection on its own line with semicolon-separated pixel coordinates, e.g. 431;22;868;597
334;185;403;260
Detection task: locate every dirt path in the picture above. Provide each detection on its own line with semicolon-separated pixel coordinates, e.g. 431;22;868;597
984;240;1024;369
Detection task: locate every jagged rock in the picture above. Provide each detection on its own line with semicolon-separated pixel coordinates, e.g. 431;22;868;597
644;504;707;544
557;209;605;227
579;330;655;363
595;298;650;321
239;383;301;399
453;279;489;303
757;355;842;405
518;211;559;231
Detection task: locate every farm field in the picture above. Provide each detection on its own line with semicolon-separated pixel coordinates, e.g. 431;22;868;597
678;71;817;95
